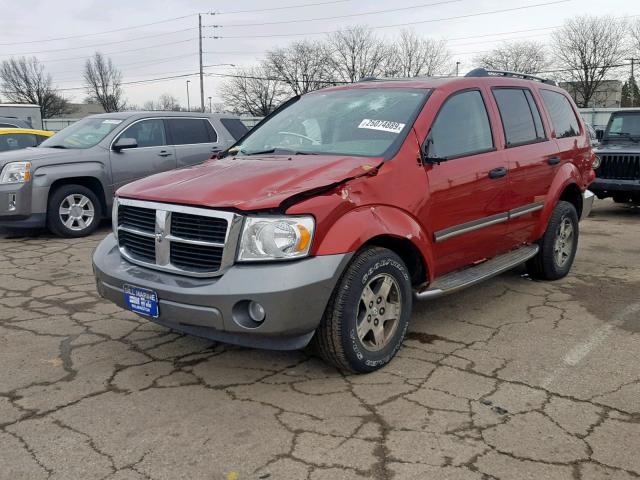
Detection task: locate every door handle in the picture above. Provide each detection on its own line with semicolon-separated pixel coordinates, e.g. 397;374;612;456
158;151;172;157
547;156;561;165
488;167;508;179
210;147;221;153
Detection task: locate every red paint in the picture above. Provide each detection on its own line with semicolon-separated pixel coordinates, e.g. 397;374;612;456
118;76;594;284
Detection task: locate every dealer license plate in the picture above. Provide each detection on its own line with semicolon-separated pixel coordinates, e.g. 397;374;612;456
123;284;159;318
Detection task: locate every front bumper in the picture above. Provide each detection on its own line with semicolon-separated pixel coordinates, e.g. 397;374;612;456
93;234;351;350
0;182;46;228
581;189;595;220
591;178;640;197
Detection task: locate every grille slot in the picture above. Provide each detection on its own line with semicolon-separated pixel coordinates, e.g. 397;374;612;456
171;212;227;243
118;230;156;263
597;154;640;180
118;205;156;232
170;243;223;272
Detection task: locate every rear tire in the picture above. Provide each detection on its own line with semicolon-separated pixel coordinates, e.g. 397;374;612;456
47;184;101;238
312;247;412;373
526;201;578;280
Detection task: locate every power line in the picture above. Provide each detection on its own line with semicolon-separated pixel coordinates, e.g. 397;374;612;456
0;14;196;46
214;0;571;39
212;0;352;15
216;0;462;28
2;28;195;57
22;39;196;64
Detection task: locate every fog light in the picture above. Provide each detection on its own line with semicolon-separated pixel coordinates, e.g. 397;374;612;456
8;193;16;211
248;301;266;323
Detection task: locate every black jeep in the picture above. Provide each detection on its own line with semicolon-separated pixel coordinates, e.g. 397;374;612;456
592;110;640;204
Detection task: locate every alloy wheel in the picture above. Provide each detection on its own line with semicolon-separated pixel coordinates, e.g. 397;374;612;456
58;194;95;232
356;273;402;352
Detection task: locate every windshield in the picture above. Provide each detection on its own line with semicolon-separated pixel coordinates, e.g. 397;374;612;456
40;117;123;149
235;88;429;158
605;113;640;142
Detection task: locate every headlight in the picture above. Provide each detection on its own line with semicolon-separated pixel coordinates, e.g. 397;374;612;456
0;162;31;184
237;216;314;261
592;155;601;170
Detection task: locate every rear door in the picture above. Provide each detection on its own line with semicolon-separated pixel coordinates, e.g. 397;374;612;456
109;118;176;190
166;118;221;167
422;88;511;275
491;87;558;244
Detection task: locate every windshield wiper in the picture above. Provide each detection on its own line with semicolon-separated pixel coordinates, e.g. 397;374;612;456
47;145;68;149
240;148;318;156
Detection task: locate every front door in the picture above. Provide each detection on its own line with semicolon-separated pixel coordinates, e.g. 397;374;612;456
419;88;510;276
109;118;176;190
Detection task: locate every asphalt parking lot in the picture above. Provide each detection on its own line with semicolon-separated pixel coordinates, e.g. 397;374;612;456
1;199;639;480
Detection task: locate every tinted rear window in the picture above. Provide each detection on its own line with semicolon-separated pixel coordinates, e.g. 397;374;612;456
220;118;248;140
493;88;545;146
540;90;580;139
0;133;38;151
167;118;213;145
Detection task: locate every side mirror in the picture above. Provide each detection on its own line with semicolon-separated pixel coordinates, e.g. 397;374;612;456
596;129;604;141
421;137;446;165
113;137;138;151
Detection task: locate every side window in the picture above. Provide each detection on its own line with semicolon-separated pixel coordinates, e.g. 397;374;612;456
36;135;49;145
428;90;494;159
220;118;248;140
0;123;18;128
540;90;580;139
493;88;545;147
119;119;166;148
0;133;38;151
167;118;212;145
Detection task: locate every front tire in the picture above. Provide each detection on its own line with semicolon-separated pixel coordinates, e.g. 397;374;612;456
313;247;412;373
47;185;101;238
527;201;579;280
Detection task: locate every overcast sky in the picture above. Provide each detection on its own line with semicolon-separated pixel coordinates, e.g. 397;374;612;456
0;0;637;110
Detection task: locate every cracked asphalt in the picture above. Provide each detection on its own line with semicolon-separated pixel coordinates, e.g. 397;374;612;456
1;199;639;480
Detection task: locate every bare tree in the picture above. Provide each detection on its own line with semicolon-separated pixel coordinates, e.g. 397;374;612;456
631;19;640;56
474;40;549;75
388;29;451;78
0;57;71;118
158;93;180;111
552;16;628;107
141;100;156;111
265;40;334;95
220;65;286;116
328;25;390;82
84;52;125;112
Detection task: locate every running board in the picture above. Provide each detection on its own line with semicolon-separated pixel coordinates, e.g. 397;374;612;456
415;244;539;300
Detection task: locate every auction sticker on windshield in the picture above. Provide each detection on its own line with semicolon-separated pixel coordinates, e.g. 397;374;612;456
123;284;159;318
358;119;405;134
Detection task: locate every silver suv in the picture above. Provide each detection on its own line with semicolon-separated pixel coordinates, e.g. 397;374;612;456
0;111;247;237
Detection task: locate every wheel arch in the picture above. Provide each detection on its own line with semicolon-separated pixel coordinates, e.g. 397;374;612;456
534;164;584;240
313;205;434;286
48;176;108;218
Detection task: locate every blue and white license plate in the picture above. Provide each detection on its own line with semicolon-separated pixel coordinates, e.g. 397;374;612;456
123;284;159;318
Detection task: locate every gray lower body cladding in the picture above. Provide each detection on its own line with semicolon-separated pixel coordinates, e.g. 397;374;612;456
93;234;351;350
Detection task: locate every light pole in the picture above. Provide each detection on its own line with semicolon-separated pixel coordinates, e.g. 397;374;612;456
208;96;212;113
186;80;191;111
455;62;460;77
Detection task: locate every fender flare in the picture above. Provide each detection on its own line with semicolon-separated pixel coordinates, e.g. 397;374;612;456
313;205;435;282
533;163;583;239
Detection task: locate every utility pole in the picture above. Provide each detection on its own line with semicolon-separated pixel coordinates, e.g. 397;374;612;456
199;14;205;113
208;96;212;113
186;80;191;111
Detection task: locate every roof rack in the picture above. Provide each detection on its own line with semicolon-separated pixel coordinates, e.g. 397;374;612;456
465;68;557;86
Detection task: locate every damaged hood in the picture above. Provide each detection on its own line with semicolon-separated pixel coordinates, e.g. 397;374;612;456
117;154;380;210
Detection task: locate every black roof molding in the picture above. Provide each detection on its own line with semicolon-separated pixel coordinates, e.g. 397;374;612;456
465;68;557;86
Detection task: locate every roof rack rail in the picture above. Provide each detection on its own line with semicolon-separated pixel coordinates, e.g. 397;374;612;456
465;68;557;86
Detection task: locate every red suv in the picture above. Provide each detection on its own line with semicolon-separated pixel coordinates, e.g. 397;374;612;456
93;69;596;372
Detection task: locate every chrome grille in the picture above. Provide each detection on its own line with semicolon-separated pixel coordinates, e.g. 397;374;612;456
597;154;640;180
115;198;241;278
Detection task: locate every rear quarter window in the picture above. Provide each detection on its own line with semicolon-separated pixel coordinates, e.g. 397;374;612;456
540;90;581;139
220;118;248;140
